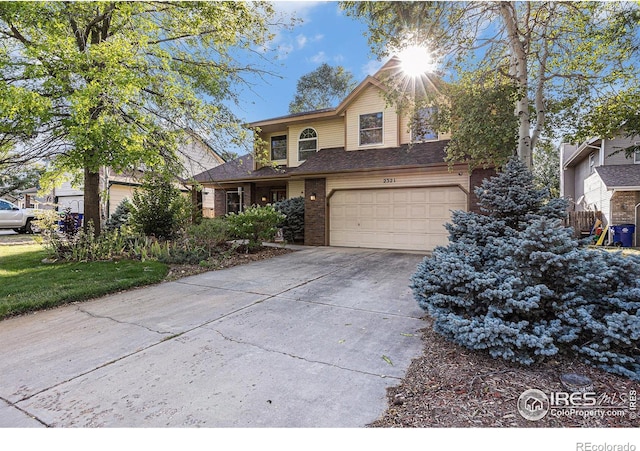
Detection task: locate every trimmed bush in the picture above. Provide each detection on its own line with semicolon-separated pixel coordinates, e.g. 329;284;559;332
226;205;285;251
411;157;640;380
274;196;304;242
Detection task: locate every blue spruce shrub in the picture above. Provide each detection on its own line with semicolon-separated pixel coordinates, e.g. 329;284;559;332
411;157;640;380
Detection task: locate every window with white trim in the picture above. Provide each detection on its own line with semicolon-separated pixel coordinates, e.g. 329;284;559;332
359;112;383;145
298;128;317;161
634;142;640;164
589;152;595;174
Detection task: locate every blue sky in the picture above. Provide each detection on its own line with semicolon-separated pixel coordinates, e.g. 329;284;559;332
231;1;385;124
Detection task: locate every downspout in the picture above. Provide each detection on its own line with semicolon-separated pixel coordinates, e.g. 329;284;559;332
635;202;640;247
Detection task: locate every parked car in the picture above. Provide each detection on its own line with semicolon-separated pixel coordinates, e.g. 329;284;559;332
0;198;38;233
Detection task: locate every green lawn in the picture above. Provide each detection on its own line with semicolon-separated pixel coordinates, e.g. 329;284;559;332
0;243;168;319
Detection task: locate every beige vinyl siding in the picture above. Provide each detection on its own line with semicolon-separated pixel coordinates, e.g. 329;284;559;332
345;85;398;151
179;137;223;178
287;180;305;199
288;118;344;167
108;184;136;217
326;169;470;193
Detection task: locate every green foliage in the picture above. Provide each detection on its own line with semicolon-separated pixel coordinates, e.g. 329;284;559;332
428;76;520;170
288;63;358;113
0;2;282;233
532;139;560;198
273;196;304;242
226;205;285;251
186;218;232;250
130;173;191;240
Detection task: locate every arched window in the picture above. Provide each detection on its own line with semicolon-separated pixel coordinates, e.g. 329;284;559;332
298;128;317;161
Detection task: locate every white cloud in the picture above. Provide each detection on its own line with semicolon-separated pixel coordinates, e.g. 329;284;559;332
333;54;345;63
272;1;324;23
310;51;327;64
361;59;384;76
296;34;308;49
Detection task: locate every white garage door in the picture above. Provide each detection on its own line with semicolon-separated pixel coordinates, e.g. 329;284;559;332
329;186;467;251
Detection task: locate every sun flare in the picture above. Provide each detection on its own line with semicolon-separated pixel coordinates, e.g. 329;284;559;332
398;45;436;77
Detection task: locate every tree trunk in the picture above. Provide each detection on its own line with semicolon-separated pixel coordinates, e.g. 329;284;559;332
84;164;101;236
499;1;533;169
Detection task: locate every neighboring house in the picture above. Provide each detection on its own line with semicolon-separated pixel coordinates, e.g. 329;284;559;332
560;134;640;246
51;132;225;220
193;57;492;252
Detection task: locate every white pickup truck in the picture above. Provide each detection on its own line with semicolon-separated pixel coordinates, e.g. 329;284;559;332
0;198;38;234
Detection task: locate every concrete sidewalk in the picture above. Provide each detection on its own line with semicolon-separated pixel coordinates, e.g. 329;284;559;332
0;247;427;427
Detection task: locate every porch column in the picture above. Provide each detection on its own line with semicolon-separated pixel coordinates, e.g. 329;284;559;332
304;178;326;246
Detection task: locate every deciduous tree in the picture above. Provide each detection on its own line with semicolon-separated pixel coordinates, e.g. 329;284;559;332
288;63;357;113
342;1;640;168
0;1;282;234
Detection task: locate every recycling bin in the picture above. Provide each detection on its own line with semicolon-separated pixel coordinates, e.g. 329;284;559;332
609;224;636;247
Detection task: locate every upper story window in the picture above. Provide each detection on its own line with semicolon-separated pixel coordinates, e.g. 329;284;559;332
412;107;438;142
359;112;383;146
271;135;287;161
635;142;640;164
589;152;595;174
298;128;317;161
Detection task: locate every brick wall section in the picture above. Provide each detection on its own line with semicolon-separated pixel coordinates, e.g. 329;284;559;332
241;183;254;209
610;190;640;247
254;186;270;207
610;191;639;225
214;189;226;217
468;168;497;214
304;178;326;246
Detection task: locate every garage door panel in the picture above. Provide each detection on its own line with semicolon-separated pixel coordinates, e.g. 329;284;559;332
330;186;467;251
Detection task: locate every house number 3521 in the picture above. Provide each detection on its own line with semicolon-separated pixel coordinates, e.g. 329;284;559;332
383;178;396;183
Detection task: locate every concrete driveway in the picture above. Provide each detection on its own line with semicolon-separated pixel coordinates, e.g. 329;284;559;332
0;247;427;427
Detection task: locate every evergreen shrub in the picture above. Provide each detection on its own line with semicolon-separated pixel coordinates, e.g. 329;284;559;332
410;157;640;380
274;196;304;242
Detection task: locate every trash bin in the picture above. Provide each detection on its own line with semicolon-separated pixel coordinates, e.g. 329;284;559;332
609;224;636;247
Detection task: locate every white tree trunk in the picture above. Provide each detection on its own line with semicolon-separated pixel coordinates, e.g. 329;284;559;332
499;1;533;168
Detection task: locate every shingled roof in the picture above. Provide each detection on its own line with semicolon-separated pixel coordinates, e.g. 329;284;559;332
192;140;450;184
293;140;449;175
596;165;640;189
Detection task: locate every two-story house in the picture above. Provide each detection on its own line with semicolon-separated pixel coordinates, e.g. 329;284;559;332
193;57;491;252
561;134;640;246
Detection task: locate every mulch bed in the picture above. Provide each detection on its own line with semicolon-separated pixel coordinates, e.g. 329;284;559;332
165;245;293;281
369;317;640;428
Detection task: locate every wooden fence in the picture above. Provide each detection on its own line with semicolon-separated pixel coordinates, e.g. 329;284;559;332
563;211;601;237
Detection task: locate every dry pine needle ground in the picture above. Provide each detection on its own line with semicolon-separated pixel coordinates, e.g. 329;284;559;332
370;317;640;428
